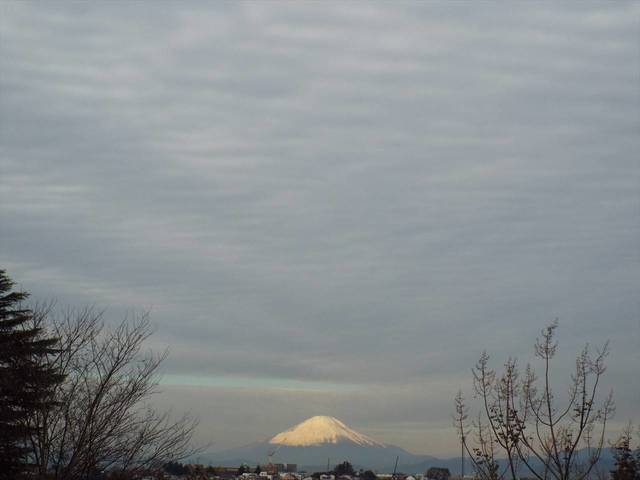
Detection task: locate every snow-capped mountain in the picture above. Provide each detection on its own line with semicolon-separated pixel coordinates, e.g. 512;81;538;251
199;416;619;475
202;415;439;472
269;416;386;447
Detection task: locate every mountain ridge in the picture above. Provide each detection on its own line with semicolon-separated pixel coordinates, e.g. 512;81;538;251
198;416;617;474
201;416;436;471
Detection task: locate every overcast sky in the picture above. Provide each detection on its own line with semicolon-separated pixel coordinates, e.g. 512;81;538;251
1;2;639;457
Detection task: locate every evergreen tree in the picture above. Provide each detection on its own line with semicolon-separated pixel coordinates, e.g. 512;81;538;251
611;425;639;480
164;461;189;475
334;461;355;477
0;269;63;479
361;470;377;480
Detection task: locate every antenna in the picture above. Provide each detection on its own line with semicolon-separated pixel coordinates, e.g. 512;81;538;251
267;445;282;464
392;456;399;478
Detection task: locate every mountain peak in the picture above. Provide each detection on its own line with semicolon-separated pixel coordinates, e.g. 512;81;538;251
269;416;385;447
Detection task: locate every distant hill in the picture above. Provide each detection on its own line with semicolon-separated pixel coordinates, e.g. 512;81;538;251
198;416;617;475
400;447;617;477
200;416;440;472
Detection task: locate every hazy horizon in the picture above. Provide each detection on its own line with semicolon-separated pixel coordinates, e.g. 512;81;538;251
1;1;638;457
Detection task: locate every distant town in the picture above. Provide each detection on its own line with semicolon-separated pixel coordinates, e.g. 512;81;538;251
155;461;458;480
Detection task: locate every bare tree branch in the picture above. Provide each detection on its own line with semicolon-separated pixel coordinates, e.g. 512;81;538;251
455;320;613;480
26;306;201;480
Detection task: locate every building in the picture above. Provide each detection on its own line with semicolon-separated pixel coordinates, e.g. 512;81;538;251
264;463;297;474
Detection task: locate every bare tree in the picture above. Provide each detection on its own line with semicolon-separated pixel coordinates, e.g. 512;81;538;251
454;392;508;480
453;391;468;479
455;321;614;480
26;304;200;479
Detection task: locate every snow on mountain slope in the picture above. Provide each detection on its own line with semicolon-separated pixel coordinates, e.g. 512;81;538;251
269;415;386;447
202;415;438;471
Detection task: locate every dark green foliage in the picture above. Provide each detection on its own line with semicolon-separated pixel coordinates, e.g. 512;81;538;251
164;460;190;475
0;269;64;479
334;461;355;477
611;427;639;480
360;469;377;480
426;467;451;480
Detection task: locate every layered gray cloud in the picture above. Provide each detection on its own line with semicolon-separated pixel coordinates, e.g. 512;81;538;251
1;2;638;455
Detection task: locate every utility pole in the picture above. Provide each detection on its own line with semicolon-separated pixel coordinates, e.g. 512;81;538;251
454;390;468;480
461;433;465;479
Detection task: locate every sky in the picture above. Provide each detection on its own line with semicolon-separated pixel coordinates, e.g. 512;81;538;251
1;2;639;457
